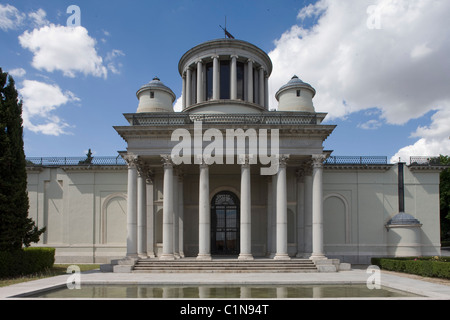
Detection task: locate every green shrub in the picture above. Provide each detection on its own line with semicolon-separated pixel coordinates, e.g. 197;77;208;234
371;257;450;279
0;247;55;278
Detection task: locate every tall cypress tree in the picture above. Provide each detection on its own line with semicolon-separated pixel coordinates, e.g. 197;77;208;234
0;68;45;252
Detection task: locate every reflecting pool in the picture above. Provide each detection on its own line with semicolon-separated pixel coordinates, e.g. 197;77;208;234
22;284;421;299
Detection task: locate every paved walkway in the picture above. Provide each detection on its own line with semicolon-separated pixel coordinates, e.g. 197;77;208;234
1;266;449;300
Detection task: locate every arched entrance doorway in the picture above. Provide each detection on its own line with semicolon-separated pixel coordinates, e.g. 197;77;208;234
211;191;240;255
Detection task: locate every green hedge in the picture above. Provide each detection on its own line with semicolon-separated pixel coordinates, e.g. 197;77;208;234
0;247;55;278
371;257;450;279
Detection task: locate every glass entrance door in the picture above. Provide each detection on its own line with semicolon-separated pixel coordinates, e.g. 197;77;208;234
211;191;240;255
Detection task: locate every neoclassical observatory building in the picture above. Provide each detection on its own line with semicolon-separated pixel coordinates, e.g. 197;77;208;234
26;38;444;270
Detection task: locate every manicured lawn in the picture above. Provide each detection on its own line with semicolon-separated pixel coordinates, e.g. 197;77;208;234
0;264;100;287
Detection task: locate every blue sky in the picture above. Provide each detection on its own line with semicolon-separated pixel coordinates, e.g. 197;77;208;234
1;0;449;163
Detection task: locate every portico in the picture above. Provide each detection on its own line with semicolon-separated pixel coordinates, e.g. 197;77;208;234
121;150;329;262
114;38;335;267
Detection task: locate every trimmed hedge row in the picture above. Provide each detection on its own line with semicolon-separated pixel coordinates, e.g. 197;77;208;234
371;257;450;279
0;247;55;278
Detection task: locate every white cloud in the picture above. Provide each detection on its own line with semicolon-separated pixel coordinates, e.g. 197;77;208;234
173;96;183;112
20;80;79;136
8;67;26;78
357;119;382;130
105;49;125;75
28;8;49;28
269;0;450;159
19;24;108;78
0;3;25;30
390;106;450;163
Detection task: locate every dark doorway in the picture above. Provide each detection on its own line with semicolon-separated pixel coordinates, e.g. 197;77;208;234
211;191;240;255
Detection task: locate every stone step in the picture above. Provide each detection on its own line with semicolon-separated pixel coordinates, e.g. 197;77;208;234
132;258;318;273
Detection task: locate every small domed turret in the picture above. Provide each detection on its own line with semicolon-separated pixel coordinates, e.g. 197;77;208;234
276;75;316;112
136;77;176;113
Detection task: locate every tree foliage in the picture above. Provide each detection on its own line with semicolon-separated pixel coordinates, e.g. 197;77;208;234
0;68;45;251
439;155;450;241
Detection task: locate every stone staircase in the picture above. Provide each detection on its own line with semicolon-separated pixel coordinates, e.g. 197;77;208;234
131;258;319;273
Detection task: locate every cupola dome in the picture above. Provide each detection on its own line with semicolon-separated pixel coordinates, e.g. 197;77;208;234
136;77;176;113
276;75;316;112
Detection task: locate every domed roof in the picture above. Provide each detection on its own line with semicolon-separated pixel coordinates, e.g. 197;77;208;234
387;212;422;226
136;76;176;102
275;75;316;100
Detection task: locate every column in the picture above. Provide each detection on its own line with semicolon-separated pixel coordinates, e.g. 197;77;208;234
137;162;147;257
178;173;185;258
239;158;253;260
146;171;155;258
173;169;179;258
186;67;192;107
212;55;220;100
296;169;305;257
247;59;254;103
230;55;238;100
160;155;175;260
197;162;211;260
125;155;138;257
274;155;290;260
266;176;273;257
310;154;327;260
182;72;186;110
303;164;313;257
264;74;269;109
196;59;204;103
259;67;265;107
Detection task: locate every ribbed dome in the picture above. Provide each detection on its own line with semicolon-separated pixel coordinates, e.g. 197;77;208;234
387;212;422;226
136;76;176;101
136;76;176;113
275;75;315;100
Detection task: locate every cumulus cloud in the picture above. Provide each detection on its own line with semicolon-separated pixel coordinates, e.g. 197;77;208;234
20;80;79;136
19;24;108;78
269;0;450;160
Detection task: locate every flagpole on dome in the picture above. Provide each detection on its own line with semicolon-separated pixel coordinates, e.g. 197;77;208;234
219;16;235;39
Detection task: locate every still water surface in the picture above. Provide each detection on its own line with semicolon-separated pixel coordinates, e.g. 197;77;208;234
25;284;421;299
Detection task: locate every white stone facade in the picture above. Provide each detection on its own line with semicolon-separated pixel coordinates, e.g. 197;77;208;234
26;162;442;264
25;39;443;265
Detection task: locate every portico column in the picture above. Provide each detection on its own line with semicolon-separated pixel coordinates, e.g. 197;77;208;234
259;67;265;107
239;158;253;260
212;55;220;100
196;59;204;103
173;169;179;258
197;162;211;260
178;173;185;258
310;154;327;260
230;55;238;100
274;155;290;260
137;162;147;257
146;171;156;258
247;59;254;103
125;155;138;257
303;164;313;257
296;169;305;257
160;155;175;260
186;67;192;107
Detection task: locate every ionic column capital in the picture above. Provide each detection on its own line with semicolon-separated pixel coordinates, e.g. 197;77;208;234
230;54;239;60
211;55;220;60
